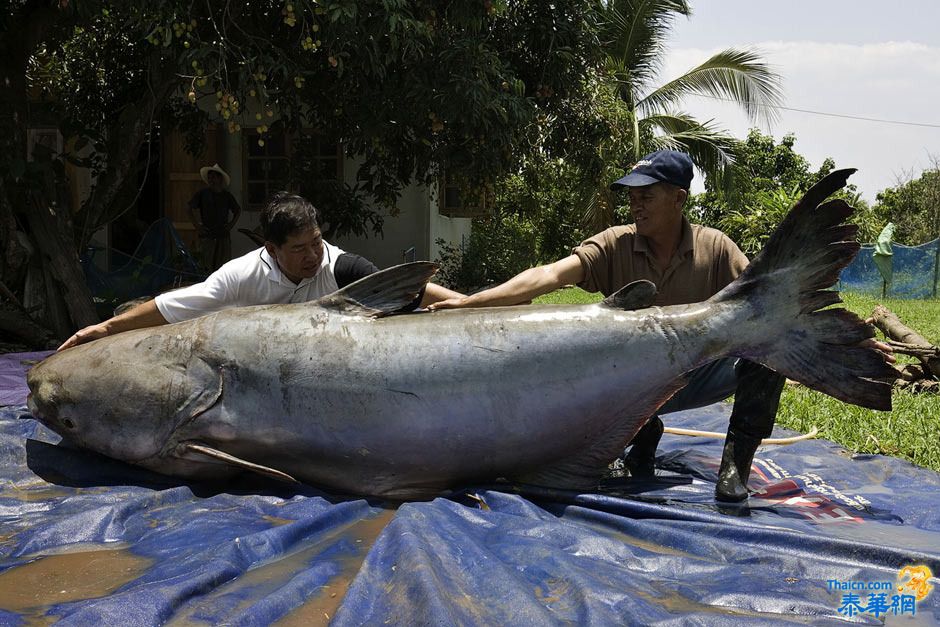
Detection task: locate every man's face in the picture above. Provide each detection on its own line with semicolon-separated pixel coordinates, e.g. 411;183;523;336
626;182;686;240
207;171;224;190
266;227;324;284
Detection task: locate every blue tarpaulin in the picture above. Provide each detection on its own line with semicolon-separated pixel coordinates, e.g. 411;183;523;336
840;239;939;299
2;351;939;625
81;218;206;319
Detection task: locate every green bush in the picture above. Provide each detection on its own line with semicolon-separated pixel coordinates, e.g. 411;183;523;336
435;159;590;293
435;212;540;293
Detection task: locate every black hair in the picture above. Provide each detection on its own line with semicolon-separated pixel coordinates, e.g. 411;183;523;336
260;192;320;246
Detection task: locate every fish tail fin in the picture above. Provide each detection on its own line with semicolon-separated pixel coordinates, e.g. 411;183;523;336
712;169;896;410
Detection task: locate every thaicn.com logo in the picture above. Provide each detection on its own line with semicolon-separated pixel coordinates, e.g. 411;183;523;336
827;564;934;618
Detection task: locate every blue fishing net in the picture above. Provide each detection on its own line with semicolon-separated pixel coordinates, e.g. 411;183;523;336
80;218;207;318
840;240;940;299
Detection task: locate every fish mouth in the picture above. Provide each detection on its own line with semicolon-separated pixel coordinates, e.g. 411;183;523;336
26;393;50;424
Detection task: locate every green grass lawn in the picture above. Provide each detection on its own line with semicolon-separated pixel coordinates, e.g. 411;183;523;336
535;287;940;473
779;293;940;472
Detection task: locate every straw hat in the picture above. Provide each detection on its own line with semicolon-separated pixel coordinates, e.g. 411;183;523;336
199;163;231;187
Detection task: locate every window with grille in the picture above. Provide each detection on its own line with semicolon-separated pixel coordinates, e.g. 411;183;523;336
438;170;492;218
244;128;341;210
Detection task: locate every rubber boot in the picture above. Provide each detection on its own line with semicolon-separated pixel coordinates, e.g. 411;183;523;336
715;429;762;502
716;361;785;502
624;415;664;478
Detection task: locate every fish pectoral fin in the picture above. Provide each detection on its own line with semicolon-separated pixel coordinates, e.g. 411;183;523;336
601;280;657;311
178;442;300;484
511;378;688;490
317;261;438;317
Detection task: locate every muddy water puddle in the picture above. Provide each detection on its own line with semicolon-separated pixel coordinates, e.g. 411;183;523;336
166;508;395;625
262;515;295;527
0;543;153;618
0;479;82;503
273;508;395;626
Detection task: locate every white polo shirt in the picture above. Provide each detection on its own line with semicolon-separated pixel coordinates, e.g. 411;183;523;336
155;241;346;323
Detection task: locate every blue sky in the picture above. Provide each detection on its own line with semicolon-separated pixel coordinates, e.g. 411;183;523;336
660;1;940;201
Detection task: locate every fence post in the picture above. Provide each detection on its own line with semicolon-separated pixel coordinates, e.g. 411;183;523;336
933;238;939;298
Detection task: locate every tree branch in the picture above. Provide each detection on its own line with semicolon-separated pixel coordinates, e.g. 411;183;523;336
75;49;180;245
872;305;940;378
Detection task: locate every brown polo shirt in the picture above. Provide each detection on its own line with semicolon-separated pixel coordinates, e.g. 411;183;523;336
573;217;749;306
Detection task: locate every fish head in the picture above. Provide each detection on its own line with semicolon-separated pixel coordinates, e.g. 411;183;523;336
26;332;220;464
26;347;169;462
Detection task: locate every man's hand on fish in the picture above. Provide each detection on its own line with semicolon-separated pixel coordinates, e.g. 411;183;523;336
427;296;471;310
58;299;169;352
58;323;110;352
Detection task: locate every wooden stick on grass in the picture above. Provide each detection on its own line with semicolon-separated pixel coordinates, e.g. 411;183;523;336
871;305;940;379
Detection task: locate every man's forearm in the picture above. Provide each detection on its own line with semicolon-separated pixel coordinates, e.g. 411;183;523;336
428;255;585;311
459;266;563;307
59;298;171;351
421;283;464;307
104;299;170;335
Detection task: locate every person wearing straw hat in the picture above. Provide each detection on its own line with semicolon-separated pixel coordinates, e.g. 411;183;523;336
189;163;242;271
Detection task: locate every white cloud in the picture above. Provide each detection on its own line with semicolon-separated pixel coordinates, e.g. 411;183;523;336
659;41;940;200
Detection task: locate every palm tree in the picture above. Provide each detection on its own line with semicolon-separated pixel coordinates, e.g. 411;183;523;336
584;0;783;231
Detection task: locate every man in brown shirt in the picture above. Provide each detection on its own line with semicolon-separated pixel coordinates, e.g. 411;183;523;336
430;150;784;502
576;214;748;306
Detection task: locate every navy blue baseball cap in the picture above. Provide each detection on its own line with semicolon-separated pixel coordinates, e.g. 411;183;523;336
610;150;694;190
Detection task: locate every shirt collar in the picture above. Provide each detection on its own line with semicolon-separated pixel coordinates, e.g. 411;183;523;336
258;242;333;288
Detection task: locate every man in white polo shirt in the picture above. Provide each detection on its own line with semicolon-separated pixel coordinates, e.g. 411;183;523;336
59;192;462;350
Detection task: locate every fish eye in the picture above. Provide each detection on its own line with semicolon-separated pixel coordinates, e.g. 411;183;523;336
62;418;75;429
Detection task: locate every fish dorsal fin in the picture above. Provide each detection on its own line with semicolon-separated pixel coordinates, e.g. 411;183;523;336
178;441;300;484
317;261;438;317
601;280;657;311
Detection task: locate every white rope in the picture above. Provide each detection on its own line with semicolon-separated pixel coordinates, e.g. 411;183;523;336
663;426;819;446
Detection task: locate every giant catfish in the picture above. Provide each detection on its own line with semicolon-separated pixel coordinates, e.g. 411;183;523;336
27;170;896;498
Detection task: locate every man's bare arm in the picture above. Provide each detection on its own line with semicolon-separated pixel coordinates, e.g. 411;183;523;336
421;283;465;308
428;254;585;310
58;299;169;351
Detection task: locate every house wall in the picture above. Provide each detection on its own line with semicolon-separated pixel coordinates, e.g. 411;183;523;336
70;105;471;278
194;137;474;268
78;121;472;271
226;131;258;258
292;154;472;270
330;182;430;269
427;180;471;264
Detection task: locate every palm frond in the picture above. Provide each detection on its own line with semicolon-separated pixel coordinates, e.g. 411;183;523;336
642;112;745;195
581;183;618;234
599;0;691;98
638;48;783;128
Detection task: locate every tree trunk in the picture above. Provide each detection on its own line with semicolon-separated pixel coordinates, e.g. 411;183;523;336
0;190;29;285
24;198;100;330
0;2;52;286
74;50;179;244
1;7;182;337
871;305;940;378
0;1;93;338
0;305;58;349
